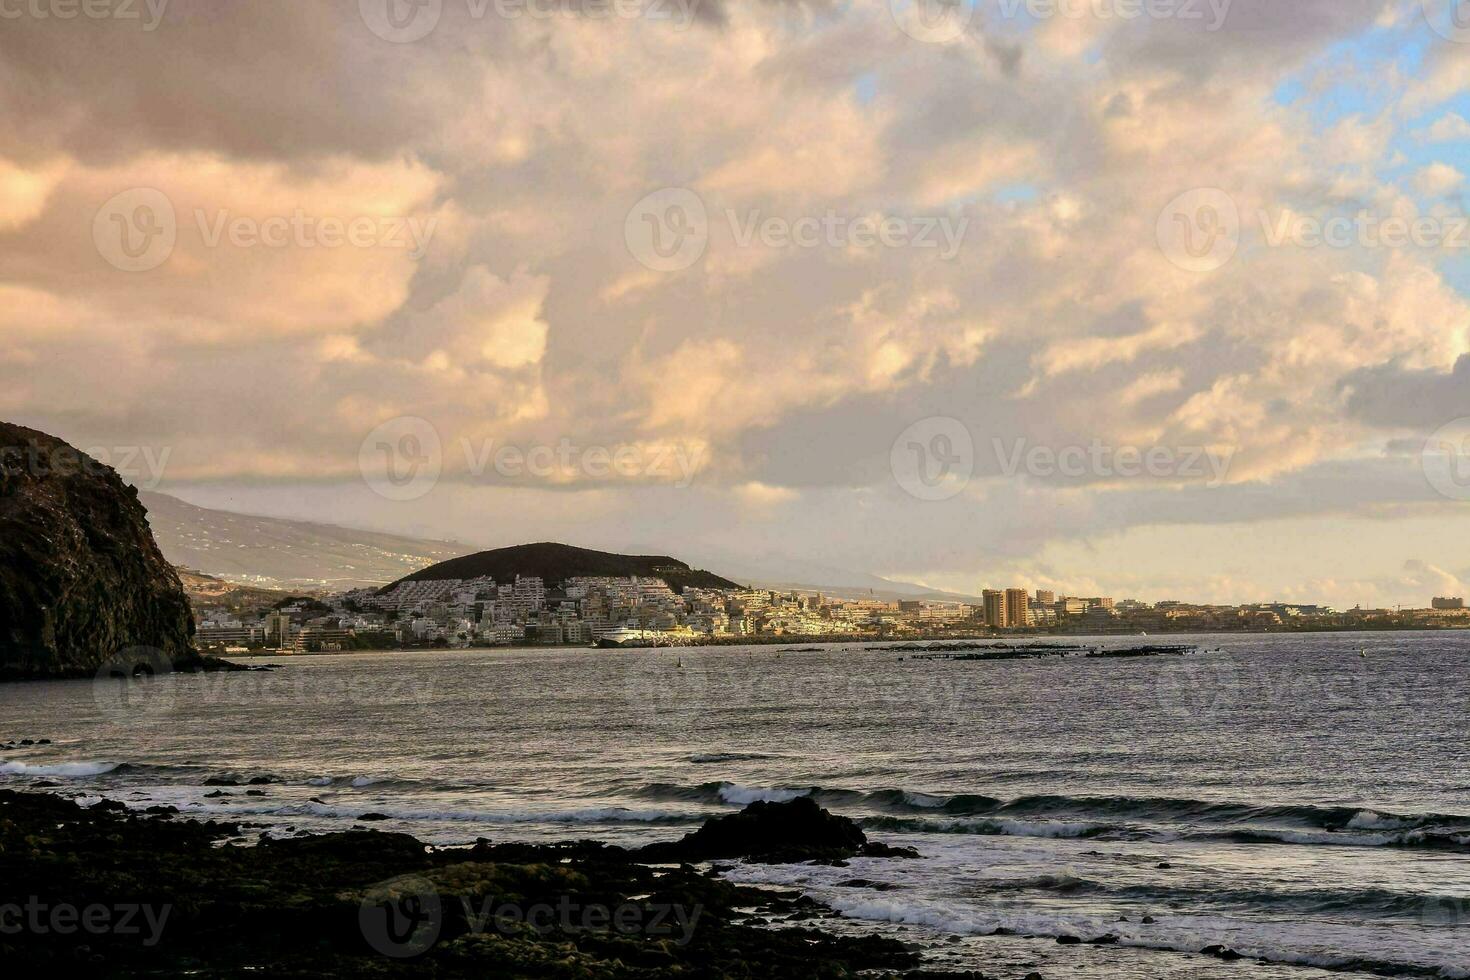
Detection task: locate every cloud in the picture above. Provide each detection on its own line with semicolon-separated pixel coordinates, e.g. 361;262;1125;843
3;0;1468;605
1413;162;1466;197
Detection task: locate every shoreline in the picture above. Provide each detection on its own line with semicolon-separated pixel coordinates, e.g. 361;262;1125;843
215;622;1470;659
0;786;937;978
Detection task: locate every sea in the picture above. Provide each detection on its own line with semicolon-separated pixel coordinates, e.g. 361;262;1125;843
2;632;1467;978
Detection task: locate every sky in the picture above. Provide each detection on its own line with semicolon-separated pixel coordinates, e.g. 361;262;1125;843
4;0;1470;607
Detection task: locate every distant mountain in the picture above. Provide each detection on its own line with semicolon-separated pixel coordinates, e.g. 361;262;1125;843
683;549;983;604
140;491;466;590
384;542;744;594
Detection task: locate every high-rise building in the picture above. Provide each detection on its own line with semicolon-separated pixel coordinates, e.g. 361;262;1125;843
1034;590;1056;605
1433;597;1465;610
1005;589;1030;628
982;590;1007;628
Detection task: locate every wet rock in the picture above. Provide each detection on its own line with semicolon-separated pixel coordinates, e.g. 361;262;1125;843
357;812;391;821
1202;944;1244;961
634;796;909;864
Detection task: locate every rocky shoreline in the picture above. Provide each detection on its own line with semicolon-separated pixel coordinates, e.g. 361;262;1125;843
0;788;980;978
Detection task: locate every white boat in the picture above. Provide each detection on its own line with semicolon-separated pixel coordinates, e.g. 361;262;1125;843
594;626;698;648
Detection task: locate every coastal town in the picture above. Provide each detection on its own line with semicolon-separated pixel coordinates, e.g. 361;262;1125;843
191;572;1470;654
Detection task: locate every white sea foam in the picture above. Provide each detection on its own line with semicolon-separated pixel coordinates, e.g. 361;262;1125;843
1347;810;1414;831
717;784;808;805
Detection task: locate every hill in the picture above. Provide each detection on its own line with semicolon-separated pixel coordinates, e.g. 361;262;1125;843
383;542;744;594
1;422;194;677
174;567;320;618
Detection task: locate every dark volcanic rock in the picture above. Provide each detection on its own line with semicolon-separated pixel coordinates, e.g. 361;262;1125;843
635;796;911;864
0;422;195;679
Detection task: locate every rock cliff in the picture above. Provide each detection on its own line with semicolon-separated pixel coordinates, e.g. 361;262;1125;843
0;422;195;679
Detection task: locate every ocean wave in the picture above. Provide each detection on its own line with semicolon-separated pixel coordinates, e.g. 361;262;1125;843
818;894;1468;979
1198;827;1470;854
978;873;1465;921
861;815;1115;839
179;799;703;826
0;760;121;778
688;752;777;764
